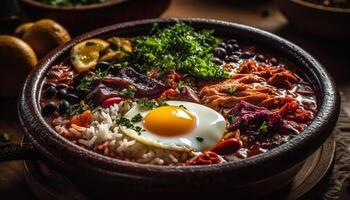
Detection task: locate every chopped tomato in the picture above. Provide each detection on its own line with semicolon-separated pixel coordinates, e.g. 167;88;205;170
212;138;242;155
190;151;221;165
70;110;92;128
101;97;123;108
295;110;313;123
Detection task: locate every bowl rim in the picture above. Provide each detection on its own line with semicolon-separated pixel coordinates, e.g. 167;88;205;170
290;0;350;13
19;18;339;177
19;0;128;11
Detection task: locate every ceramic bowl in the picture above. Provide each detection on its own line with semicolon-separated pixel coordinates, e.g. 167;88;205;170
17;0;171;35
276;0;350;39
0;18;339;199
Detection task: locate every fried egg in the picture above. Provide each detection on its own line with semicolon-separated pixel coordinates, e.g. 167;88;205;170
119;101;226;152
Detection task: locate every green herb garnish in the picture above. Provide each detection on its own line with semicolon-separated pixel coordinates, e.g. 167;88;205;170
117;117;143;134
68;102;93;116
258;121;269;135
131;113;143;122
132;22;228;79
196;136;204;142
77;70;107;92
137;99;169;110
119;86;136;98
177;80;195;91
157;100;169;107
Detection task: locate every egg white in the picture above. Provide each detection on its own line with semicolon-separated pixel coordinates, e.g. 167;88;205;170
119;101;226;152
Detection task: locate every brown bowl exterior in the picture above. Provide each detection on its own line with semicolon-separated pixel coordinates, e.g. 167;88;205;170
276;0;350;39
18;0;170;35
18;18;339;198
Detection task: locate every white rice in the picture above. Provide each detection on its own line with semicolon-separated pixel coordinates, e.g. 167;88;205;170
54;101;196;165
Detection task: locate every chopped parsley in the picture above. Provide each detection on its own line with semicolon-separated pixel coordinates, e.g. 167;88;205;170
196;136;204;142
68;102;93;116
132;22;228;79
136;99;169;110
177;80;195;91
119;86;136;98
157;100;169;107
117;117;143;135
258;121;269;135
77;70;107;92
226;85;237;95
131;113;143;122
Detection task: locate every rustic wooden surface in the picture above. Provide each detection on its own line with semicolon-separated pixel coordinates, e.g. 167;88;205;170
0;0;349;199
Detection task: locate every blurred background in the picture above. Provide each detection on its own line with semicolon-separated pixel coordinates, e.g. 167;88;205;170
0;0;349;199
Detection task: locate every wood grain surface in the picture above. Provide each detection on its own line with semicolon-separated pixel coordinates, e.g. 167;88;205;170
0;0;349;199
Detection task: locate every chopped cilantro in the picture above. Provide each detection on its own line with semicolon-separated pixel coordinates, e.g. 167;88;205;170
258;121;269;135
77;70;107;92
68;102;93;116
132;22;228;79
196;136;204;142
117;117;143;134
157;100;169;107
136;99;169;110
177;80;195;91
119;86;136;98
131;113;143;122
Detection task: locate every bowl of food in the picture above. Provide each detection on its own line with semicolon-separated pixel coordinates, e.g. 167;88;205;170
0;18;339;198
18;0;171;34
276;0;350;38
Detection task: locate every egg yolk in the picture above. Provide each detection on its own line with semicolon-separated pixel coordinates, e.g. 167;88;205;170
143;106;196;137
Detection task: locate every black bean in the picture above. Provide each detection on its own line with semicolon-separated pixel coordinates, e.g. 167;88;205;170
42;102;57;116
56;89;67;99
44;86;57;97
270;57;279;66
226;44;234;54
211;57;224;65
226;39;237;45
213;47;227;59
240;51;254;59
256;54;266;62
58;100;70;114
224;55;240;63
66;87;76;94
233;51;241;56
219;42;227;49
95;61;111;71
232;44;240;51
43;82;56;90
56;83;69;90
65;94;80;104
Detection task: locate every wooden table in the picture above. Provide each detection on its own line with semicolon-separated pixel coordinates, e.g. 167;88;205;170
1;0;349;199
